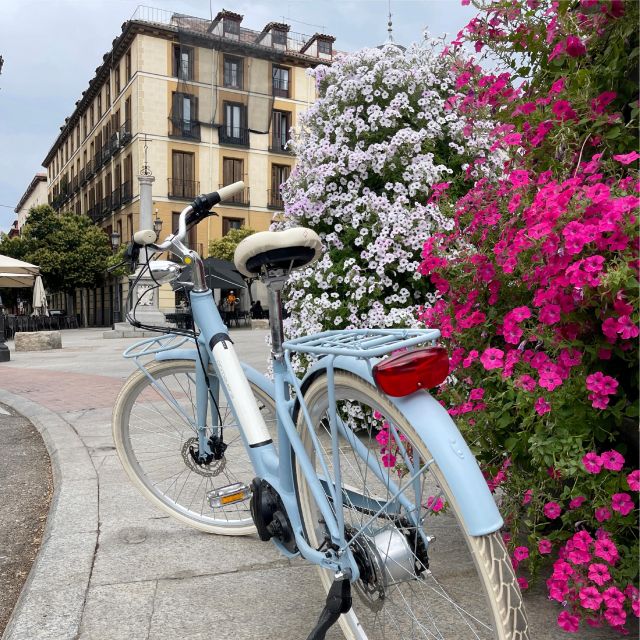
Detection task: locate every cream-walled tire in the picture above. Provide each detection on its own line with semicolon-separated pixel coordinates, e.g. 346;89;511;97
113;359;276;534
296;372;529;640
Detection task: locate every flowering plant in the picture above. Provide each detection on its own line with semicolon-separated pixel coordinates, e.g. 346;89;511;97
419;0;639;633
278;43;501;370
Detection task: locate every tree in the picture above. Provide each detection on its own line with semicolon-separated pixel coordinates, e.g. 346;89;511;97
0;205;112;322
208;227;255;261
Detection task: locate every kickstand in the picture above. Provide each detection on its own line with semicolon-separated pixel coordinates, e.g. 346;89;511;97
306;577;352;640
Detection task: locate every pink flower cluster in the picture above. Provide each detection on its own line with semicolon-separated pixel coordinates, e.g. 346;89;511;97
548;530;639;632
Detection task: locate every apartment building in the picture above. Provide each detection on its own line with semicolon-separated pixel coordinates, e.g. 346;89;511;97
42;7;336;325
14;173;47;232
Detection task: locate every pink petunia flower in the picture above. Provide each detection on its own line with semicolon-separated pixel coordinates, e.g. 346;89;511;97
557;610;580;632
582;452;603;474
579;586;603;610
588;563;611;586
569;496;586;509
549;77;566;94
518;375;536;392
513;546;529;561
602;587;625;609
595;507;612;522
627;470;640;491
517;577;529;590
469;388;485;400
522;489;533;505
594;537;619;564
381;452;396;468
480;347;504;370
601;450;624;471
538;539;552;554
565;35;587;57
509;170;530;187
604;607;626;627
534;398;551;415
544;501;561;519
539;303;561;325
612;151;640;165
426;495;444;512
611;493;634;516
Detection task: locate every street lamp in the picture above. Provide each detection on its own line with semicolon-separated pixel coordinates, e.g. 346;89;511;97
110;231;121;328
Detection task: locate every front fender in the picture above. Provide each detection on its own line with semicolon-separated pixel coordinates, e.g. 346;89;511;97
301;356;503;537
155;348;275;404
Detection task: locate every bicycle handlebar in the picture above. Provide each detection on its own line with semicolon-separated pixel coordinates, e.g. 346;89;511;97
133;181;245;252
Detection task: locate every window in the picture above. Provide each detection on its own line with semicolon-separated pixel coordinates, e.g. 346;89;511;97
222;158;246;204
221;102;247;145
105;80;110;107
270;164;291;208
172;45;193;81
271;110;291;152
170;151;197;199
223;18;240;38
223;217;243;235
223;56;243;89
90;105;95;129
272;66;290;98
83;114;88;139
125;49;132;81
171;92;199;139
97;93;102;118
124;97;131;130
115;65;121;94
318;39;332;55
272;29;287;47
76;126;80;149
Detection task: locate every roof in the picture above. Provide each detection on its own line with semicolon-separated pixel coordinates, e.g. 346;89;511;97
14;173;47;213
300;32;336;54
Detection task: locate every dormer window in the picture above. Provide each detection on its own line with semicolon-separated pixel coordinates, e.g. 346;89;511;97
272;29;287;47
223;18;240;38
318;39;332;55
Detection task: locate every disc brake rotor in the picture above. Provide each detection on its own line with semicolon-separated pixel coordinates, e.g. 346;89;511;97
181;437;226;477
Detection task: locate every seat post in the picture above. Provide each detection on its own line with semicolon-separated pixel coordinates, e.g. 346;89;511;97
264;274;287;360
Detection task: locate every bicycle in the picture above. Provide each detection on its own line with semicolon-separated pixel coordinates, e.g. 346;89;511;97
112;182;529;640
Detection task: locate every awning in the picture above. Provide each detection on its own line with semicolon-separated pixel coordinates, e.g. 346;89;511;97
0;255;40;288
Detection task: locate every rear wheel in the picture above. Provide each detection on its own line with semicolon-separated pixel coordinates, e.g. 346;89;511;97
296;372;529;640
113;359;276;534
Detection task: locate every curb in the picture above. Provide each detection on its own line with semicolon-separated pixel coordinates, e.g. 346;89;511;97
0;390;98;640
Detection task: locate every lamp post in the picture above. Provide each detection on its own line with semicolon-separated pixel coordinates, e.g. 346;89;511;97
110;230;121;328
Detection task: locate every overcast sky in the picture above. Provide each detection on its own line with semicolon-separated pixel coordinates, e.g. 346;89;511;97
0;0;475;232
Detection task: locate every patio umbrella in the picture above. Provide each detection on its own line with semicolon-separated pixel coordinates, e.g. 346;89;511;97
32;275;49;316
0;254;39;288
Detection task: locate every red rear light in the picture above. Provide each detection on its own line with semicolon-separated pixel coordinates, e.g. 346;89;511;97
372;347;449;397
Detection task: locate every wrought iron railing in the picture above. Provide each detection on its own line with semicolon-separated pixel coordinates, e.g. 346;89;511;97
168;178;199;200
267;189;285;210
169;118;201;141
218;126;250;147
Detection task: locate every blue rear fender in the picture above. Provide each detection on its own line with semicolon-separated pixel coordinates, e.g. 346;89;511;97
301;355;503;537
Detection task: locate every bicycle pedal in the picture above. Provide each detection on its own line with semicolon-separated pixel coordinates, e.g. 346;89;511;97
207;482;251;508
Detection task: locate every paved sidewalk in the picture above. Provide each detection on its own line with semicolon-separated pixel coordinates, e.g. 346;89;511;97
0;328;337;640
0;328;628;639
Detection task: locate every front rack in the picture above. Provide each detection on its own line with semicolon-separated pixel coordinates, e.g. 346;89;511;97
122;333;194;359
283;328;441;359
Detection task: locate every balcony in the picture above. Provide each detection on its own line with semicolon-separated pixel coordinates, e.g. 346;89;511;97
169;118;201;141
269;137;293;155
110;132;121;155
101;195;112;215
111;186;121;210
119;121;132;146
71;176;79;193
121;181;132;204
267;189;284;210
86;158;96;179
272;80;289;99
101;142;112;165
218;184;249;206
79;168;87;185
88;205;103;224
168;178;199;200
218;126;249;147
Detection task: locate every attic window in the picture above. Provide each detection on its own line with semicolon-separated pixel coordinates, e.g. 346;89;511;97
272;29;287;46
318;39;332;55
223;18;240;37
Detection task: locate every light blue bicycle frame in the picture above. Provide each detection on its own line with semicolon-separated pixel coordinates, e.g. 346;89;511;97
128;285;504;583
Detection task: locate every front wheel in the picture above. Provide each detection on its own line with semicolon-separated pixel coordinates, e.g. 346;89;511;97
295;371;529;640
113;359;276;534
